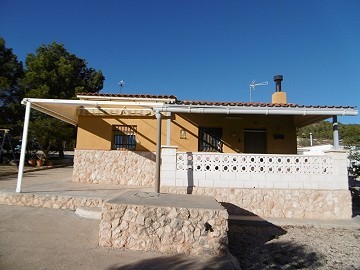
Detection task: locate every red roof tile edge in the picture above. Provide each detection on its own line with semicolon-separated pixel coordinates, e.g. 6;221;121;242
77;93;356;109
77;92;177;100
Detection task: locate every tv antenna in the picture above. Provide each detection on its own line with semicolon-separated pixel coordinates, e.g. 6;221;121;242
249;80;268;102
118;80;125;93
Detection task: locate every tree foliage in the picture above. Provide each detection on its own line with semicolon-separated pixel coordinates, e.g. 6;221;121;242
21;42;105;158
341;124;360;145
298;121;360;146
23;42;104;98
0;37;24;135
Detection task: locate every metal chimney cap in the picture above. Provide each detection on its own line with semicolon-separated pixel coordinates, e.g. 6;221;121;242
274;75;283;81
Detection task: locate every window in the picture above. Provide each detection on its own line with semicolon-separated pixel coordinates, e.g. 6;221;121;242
112;125;136;150
198;127;223;152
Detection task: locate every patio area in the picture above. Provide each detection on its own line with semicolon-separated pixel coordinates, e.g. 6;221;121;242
0;167;153;210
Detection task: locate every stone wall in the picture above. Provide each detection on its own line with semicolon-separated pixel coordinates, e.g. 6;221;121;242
73;149;156;186
161;187;353;220
99;193;229;256
0;191;104;210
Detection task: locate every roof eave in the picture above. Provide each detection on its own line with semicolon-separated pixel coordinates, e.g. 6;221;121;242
153;104;358;117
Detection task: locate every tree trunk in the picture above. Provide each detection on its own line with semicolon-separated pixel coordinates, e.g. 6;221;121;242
57;139;64;158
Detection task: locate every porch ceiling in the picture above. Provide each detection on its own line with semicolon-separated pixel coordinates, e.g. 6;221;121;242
293;115;332;128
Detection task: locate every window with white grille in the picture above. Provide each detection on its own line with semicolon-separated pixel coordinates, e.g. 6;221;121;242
112;125;136;150
198;127;223;152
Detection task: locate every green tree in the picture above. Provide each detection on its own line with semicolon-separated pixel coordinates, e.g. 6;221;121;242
297;121;360;147
342;124;360;145
0;37;24;136
23;42;104;98
22;42;105;158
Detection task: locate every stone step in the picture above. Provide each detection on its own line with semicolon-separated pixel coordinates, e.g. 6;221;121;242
75;206;102;220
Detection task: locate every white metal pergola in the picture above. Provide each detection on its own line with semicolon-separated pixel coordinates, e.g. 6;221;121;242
16;97;358;193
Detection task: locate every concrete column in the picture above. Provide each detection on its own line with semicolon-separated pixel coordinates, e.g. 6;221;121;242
324;150;348;189
333;115;340;150
16;100;31;193
160;146;178;186
155;111;162;193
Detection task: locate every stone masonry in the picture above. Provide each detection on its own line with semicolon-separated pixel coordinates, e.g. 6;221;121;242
99;192;229;256
73;149;156;186
161;187;352;220
0;191;104;210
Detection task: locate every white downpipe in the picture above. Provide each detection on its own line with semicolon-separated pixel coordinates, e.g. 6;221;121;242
16;100;31;193
155;111;162;193
167;112;171;145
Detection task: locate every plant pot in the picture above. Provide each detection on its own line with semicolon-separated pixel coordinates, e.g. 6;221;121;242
28;159;37;166
36;159;44;167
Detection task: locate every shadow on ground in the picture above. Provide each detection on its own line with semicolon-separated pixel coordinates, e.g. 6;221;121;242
222;202;324;269
224;202;324;269
228;222;324;270
107;254;239;270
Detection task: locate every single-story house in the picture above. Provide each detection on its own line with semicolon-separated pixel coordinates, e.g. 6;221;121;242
16;76;358;219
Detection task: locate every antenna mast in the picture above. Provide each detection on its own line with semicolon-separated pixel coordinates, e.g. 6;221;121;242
118;80;125;93
249;80;268;102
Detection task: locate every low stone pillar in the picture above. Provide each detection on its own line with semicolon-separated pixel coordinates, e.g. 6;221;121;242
99;191;228;256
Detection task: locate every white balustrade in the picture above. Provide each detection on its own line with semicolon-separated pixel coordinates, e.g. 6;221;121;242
160;146;347;190
176;153;333;175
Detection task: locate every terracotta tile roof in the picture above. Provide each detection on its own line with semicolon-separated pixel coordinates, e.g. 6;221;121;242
77;92;177;100
178;100;356;109
77;92;356;109
178;100;297;107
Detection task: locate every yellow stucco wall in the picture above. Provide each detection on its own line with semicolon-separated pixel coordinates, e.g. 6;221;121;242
170;114;297;154
76;113;297;154
76;115;168;151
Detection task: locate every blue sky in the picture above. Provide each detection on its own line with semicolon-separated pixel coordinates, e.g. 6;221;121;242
1;0;359;124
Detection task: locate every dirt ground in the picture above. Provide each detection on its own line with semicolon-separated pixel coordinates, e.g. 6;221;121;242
1;167;359;269
228;187;360;270
1;206;359;270
228;222;360;270
0;205;238;270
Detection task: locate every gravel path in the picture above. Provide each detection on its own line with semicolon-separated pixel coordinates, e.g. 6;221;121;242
228;223;360;270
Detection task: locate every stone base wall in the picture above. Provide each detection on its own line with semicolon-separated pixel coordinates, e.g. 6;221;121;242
0;191;104;210
99;202;229;256
161;187;353;220
73;149;156;186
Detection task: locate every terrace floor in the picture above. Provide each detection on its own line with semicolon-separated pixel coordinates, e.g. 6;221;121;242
0;166;153;200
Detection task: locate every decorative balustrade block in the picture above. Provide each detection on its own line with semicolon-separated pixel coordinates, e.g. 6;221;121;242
172;151;347;191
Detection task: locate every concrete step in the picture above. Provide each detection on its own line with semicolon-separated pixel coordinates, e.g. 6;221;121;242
75;206;102;220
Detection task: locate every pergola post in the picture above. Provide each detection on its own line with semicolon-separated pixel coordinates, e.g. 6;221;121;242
155;110;162;193
16;100;31;193
333;115;340;150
